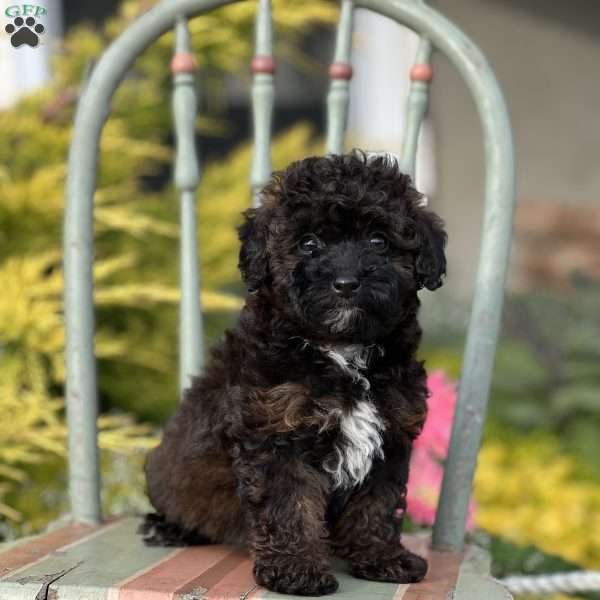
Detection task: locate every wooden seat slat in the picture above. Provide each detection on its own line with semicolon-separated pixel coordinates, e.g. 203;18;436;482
0;523;97;579
0;518;492;600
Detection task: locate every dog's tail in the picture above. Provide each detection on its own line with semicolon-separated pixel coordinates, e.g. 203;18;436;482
138;513;212;547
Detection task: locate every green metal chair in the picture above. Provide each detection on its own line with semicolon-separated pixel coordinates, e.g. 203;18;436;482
0;0;515;598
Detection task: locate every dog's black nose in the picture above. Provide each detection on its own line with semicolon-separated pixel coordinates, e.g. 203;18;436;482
333;276;360;297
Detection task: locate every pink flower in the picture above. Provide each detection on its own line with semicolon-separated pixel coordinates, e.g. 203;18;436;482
407;446;444;526
406;370;476;530
414;370;457;458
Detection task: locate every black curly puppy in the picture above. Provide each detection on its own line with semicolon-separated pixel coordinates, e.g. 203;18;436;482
142;151;447;596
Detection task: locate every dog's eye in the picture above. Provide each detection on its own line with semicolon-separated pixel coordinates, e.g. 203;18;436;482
299;234;322;254
369;232;388;252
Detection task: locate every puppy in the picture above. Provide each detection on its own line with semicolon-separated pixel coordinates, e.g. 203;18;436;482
142;151;447;596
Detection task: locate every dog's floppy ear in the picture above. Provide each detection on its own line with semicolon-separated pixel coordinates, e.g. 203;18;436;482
238;207;269;293
414;209;447;291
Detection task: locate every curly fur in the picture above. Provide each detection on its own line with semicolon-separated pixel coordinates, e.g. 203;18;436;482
143;151;447;596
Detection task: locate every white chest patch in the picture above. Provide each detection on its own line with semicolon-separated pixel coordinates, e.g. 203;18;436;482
323;400;385;489
321;344;372;390
319;344;386;488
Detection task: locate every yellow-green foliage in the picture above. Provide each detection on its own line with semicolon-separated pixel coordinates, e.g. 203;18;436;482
0;0;333;531
0;251;157;522
475;434;600;568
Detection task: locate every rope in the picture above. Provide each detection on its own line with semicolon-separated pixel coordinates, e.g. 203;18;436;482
500;571;600;595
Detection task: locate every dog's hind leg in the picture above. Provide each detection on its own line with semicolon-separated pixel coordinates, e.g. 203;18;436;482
144;438;246;547
138;512;212;547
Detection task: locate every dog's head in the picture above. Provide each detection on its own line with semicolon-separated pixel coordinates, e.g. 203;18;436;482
238;151;446;342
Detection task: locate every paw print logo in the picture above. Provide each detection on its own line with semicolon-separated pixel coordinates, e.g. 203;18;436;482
5;16;45;48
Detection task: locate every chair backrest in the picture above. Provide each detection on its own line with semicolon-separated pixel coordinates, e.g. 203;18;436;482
63;0;515;552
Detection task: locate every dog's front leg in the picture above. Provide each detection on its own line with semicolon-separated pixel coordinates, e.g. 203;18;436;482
331;442;428;583
234;448;339;596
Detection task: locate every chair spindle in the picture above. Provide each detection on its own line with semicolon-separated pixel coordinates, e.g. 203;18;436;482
171;17;205;394
250;0;275;207
326;0;354;154
400;36;432;179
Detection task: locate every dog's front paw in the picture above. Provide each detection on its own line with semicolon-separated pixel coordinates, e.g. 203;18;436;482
254;557;339;596
351;550;427;584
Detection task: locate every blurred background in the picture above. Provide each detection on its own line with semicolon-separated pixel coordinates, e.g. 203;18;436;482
1;1;599;598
